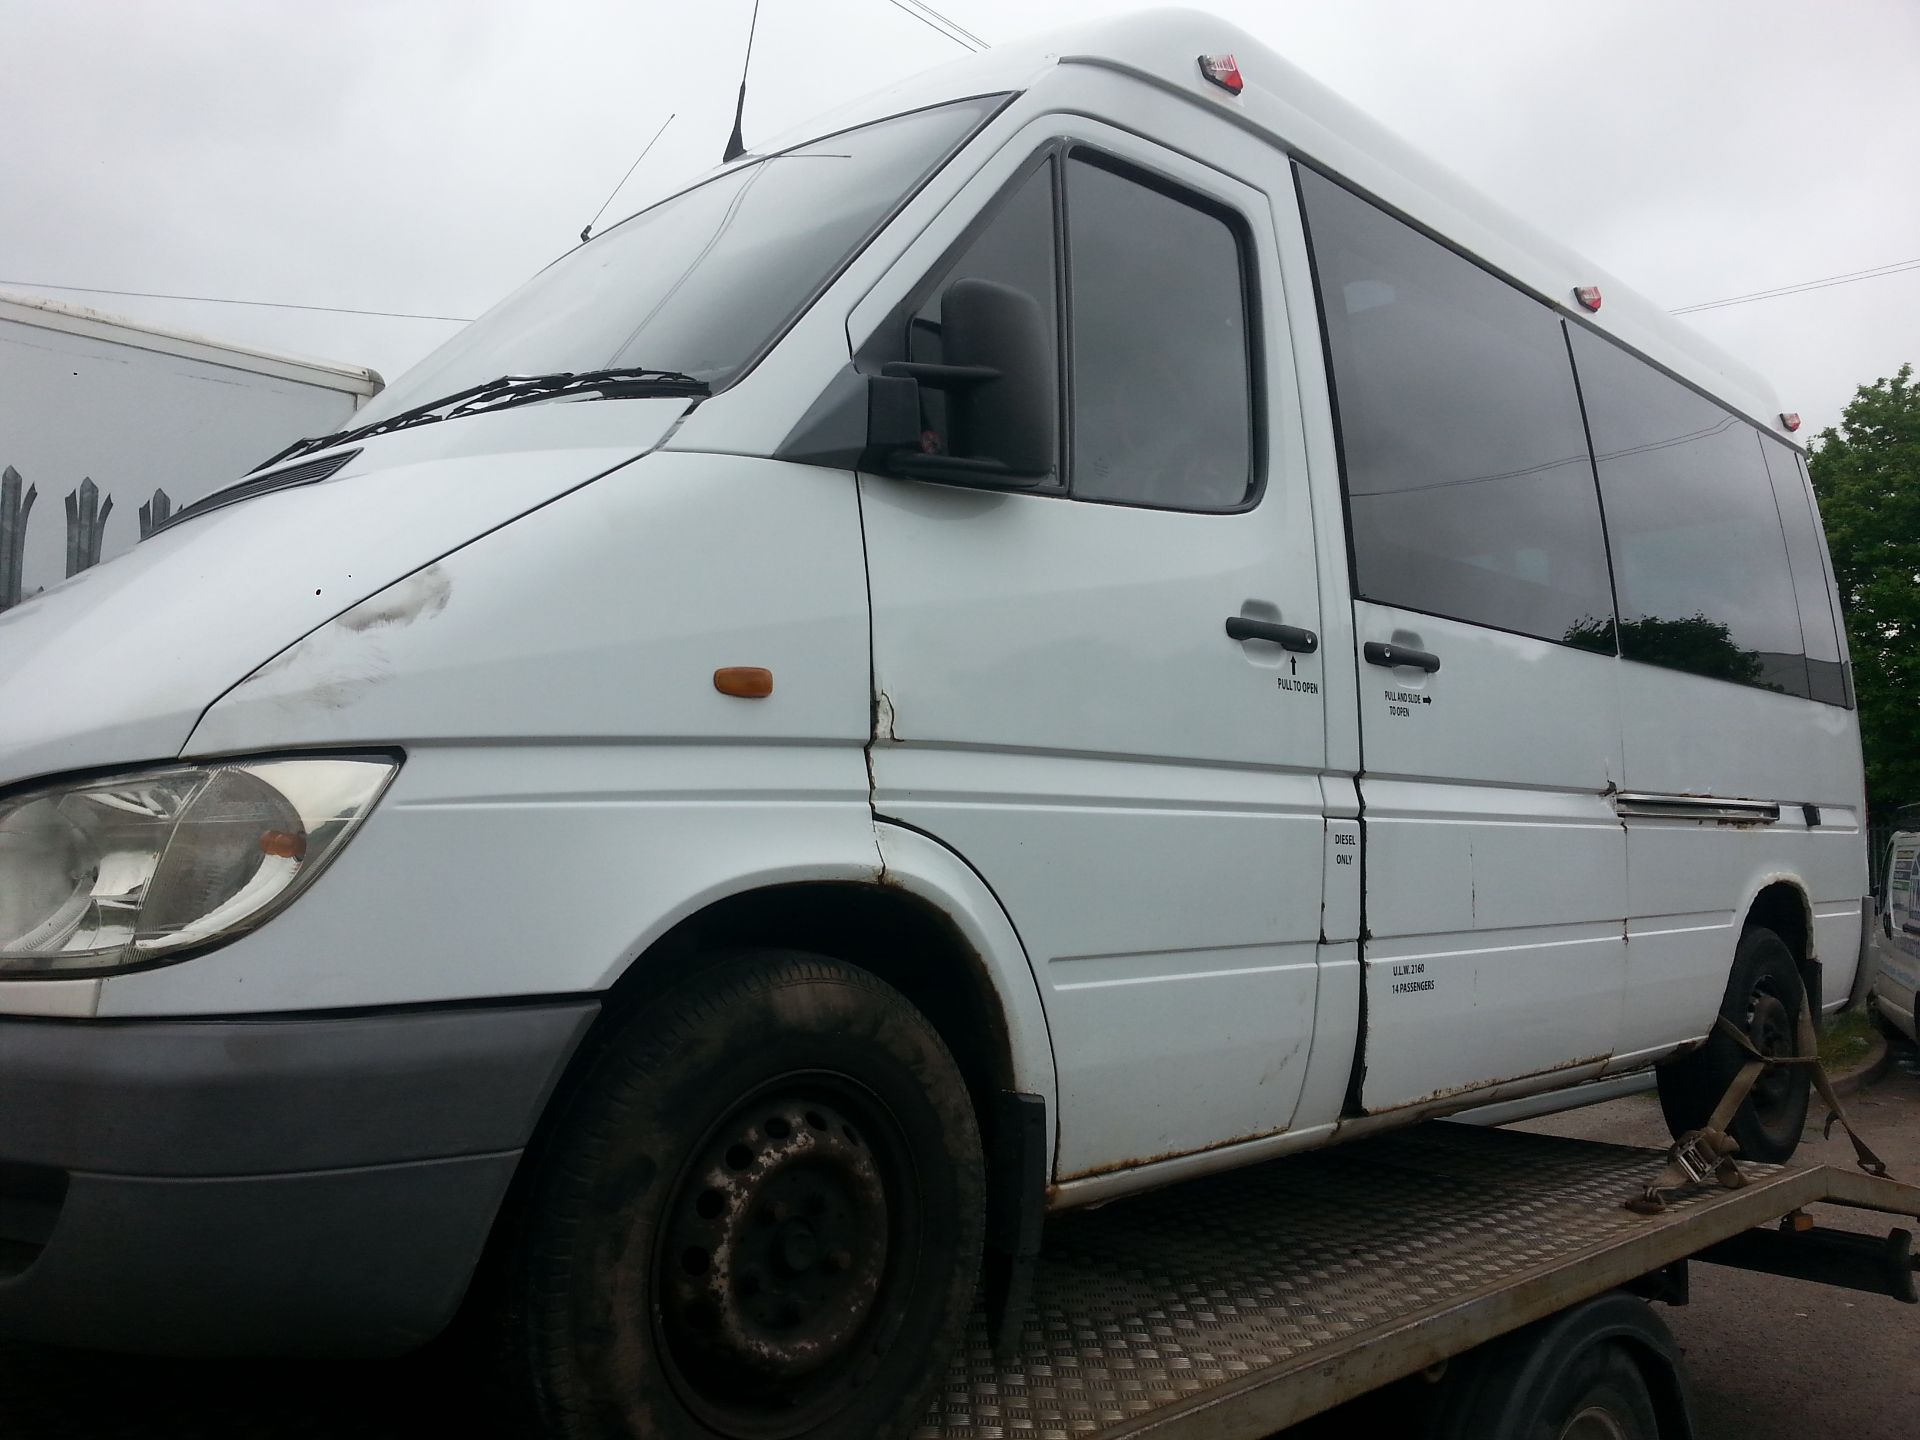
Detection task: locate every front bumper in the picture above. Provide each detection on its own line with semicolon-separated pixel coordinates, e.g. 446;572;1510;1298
0;999;596;1357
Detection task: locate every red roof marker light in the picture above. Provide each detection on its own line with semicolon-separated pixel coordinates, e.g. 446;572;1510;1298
1781;412;1802;432
1198;54;1244;95
1573;286;1603;312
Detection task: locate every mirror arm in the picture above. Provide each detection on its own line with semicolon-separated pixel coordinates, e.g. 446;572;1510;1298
884;451;1044;489
882;360;1000;389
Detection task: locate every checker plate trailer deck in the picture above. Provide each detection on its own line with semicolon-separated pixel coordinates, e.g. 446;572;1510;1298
915;1123;1920;1439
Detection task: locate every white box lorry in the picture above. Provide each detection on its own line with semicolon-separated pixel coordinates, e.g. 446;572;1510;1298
0;290;380;611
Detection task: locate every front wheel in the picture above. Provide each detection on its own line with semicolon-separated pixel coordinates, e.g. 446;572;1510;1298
506;951;985;1440
1657;924;1811;1163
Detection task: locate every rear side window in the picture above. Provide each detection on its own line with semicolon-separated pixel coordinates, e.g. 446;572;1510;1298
1568;326;1809;697
1762;437;1851;706
1297;166;1614;648
1066;156;1255;511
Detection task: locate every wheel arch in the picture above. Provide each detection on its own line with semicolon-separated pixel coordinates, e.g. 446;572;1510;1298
467;835;1059;1338
1743;874;1819;1013
555;825;1058;1180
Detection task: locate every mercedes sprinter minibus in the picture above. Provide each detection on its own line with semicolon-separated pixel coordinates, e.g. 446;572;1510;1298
0;12;1865;1437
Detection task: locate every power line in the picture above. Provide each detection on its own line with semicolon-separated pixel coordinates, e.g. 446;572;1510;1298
0;279;472;324
884;0;982;51
1672;256;1920;315
884;0;977;49
902;0;987;49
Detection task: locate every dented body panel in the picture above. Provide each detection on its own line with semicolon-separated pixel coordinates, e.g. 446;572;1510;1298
186;451;869;756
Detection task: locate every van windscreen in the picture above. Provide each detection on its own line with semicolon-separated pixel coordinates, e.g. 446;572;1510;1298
355;96;1003;427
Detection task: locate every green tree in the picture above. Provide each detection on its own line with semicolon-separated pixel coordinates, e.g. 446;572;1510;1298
1564;614;1768;687
1809;363;1920;812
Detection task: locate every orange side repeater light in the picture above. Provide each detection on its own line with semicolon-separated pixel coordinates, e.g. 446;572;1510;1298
714;667;774;699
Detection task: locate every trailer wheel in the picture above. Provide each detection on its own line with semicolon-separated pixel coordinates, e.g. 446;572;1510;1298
505;951;985;1440
1426;1293;1681;1440
1532;1346;1661;1440
1657;924;1811;1163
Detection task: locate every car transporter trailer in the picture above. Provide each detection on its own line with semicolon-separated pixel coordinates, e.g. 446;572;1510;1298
909;1120;1920;1439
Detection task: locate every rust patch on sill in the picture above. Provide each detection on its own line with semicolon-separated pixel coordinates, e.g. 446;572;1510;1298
1354;1053;1610;1118
1053;1120;1296;1186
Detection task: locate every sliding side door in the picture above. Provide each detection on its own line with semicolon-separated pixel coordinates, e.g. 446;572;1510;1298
1297;166;1627;1112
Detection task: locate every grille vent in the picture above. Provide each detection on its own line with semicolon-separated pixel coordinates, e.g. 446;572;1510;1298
150;449;360;537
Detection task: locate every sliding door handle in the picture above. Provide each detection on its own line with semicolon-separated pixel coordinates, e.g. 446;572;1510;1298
1364;640;1441;673
1226;616;1318;653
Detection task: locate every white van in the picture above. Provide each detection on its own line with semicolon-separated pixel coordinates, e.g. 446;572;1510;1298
1871;829;1920;1042
0;11;1867;1437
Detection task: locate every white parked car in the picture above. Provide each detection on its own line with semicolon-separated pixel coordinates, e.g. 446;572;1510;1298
1870;829;1920;1042
0;10;1866;1437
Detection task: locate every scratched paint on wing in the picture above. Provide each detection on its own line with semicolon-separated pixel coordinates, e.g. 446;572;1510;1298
337;564;452;632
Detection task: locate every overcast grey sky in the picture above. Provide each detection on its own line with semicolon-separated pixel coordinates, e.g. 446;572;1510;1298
4;0;1915;437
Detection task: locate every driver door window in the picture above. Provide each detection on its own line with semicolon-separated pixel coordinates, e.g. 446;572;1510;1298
898;148;1256;513
1066;156;1255;512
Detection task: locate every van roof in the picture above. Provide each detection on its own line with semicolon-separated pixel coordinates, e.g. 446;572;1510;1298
790;6;1798;450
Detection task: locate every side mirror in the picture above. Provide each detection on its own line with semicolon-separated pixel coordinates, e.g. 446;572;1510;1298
872;277;1056;487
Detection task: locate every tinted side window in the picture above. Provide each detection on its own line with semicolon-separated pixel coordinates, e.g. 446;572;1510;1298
1297;166;1614;648
1568;326;1807;695
909;158;1061;483
1762;437;1851;706
1066;156;1254;511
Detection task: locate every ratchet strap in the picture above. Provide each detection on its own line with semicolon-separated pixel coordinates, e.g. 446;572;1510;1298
1628;1008;1890;1216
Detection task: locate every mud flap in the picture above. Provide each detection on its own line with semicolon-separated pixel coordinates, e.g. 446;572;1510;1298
984;1091;1048;1361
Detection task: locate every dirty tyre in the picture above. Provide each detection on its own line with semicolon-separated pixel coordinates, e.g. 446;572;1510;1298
1657;924;1811;1163
1530;1343;1660;1440
509;952;985;1440
1424;1293;1674;1440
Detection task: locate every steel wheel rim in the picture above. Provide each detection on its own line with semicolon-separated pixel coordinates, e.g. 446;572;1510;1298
1745;983;1797;1117
1560;1403;1632;1440
652;1071;917;1438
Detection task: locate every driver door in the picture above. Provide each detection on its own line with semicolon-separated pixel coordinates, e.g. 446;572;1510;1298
850;118;1334;1181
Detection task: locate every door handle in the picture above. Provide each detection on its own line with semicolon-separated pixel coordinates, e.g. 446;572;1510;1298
1225;616;1318;653
1364;640;1441;673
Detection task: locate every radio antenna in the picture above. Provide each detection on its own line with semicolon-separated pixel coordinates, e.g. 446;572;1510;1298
579;112;677;244
723;0;763;163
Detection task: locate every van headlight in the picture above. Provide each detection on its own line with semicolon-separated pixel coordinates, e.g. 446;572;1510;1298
0;757;395;977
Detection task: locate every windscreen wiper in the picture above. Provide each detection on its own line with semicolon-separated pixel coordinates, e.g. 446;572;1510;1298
255;367;710;471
